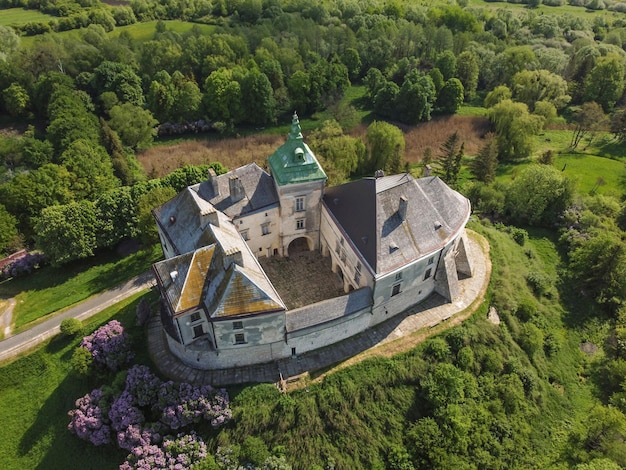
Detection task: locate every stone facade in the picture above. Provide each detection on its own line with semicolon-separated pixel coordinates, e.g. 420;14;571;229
152;113;473;370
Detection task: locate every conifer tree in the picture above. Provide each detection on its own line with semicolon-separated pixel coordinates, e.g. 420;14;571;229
470;134;499;183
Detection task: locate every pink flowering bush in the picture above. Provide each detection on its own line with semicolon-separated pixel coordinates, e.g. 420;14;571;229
119;432;207;470
155;381;232;430
68;363;231;468
67;387;112;446
80;320;133;372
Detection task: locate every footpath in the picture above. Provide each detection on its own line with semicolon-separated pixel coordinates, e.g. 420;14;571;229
0;271;154;364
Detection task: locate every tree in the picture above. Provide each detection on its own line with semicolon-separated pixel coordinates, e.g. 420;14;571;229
396;71;436;123
108;103;158;150
95;186;139;248
512;69;571;111
457;51;479;101
435;50;457;81
488;99;544;160
569;230;626;311
2;83;30;117
90;61;144;106
584;54;625;112
34;201;98;265
504;164;573;226
137;186;177;245
366;121;405;174
469;134;498;183
342;48;362;81
203;68;243;126
0;25;20;61
0;164;74;239
287;70;311;115
436;78;464;114
571;102;608;149
240;67;276;125
438;132;464;186
308;120;366;184
0;203;20;256
484;85;511;108
60;139;119;201
374;81;400;118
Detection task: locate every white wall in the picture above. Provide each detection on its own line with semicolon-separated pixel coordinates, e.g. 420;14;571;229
235;207;280;257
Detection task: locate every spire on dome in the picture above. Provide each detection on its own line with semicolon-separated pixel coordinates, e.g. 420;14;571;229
288;112;303;140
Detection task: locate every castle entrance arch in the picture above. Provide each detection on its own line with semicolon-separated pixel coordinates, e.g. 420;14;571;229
287;236;313;256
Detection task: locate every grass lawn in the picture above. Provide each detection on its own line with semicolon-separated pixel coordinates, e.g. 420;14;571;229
0;291;156;470
111;20;215;41
0;8;54;26
0;244;161;332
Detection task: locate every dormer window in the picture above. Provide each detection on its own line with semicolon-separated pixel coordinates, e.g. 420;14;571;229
294;147;305;162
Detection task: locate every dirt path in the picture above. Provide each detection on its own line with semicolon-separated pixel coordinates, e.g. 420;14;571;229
0;297;15;339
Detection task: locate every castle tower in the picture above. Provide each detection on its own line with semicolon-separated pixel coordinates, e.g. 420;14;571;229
267;112;327;256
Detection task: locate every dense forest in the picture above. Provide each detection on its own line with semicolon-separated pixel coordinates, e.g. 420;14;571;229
1;0;626;468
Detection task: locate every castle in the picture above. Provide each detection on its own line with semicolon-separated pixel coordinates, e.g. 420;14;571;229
152;114;472;370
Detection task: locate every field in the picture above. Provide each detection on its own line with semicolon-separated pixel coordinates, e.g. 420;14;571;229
111;20;215;41
0;8;54;27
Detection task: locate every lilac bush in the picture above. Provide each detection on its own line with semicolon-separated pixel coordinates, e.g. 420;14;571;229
125;365;161;407
117;424;162;452
119;432;207;470
109;390;144;432
155;382;232;430
0;252;46;281
80;320;133;371
67;387;112;446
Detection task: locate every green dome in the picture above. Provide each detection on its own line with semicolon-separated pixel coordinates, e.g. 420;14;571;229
268;113;327;186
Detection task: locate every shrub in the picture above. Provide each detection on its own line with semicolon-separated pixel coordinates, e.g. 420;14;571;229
80;320;133;372
67;387;112;446
519;323;544;356
510;227;528;246
526;271;551;296
60;318;83;337
424;337;451;361
71;346;93;375
120;432;208;470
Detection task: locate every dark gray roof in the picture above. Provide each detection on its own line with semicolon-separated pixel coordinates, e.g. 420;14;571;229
285;287;372;332
323;175;470;275
195;163;278;218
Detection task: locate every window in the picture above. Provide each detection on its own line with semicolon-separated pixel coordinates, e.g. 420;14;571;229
341;249;347;263
392;284;401;296
261;223;270;235
190;312;201;323
233;321;243;330
234;333;246;344
395;272;402;281
354;271;361;285
193;324;204;338
240;230;249;241
424;268;432;280
428;256;434;265
296;219;305;230
356;261;361;272
295;196;305;212
335;240;341;254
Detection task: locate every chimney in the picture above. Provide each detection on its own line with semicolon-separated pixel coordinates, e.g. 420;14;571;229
200;207;219;228
424;165;432;177
398;196;408;221
374;169;385;178
223;247;243;270
208;168;219;196
229;175;245;202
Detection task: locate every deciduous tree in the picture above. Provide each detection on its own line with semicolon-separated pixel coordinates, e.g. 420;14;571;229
488;99;544;160
366;121;405;174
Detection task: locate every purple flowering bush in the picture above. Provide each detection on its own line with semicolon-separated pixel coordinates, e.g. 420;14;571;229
67;387;112;446
80;320;133;372
68;363;231;469
119;432;207;470
0;252;46;281
155;381;233;430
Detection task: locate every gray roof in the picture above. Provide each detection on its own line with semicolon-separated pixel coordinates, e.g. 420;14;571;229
154;163;278;256
285;287;372;332
323;175;470;275
195;163;278;218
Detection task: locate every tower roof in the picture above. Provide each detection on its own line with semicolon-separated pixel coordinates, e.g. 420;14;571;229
267;112;327;186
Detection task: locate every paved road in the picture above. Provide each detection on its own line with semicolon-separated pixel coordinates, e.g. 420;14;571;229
0;271;154;364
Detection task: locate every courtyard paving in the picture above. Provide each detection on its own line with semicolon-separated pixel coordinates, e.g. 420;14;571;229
147;231;491;387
